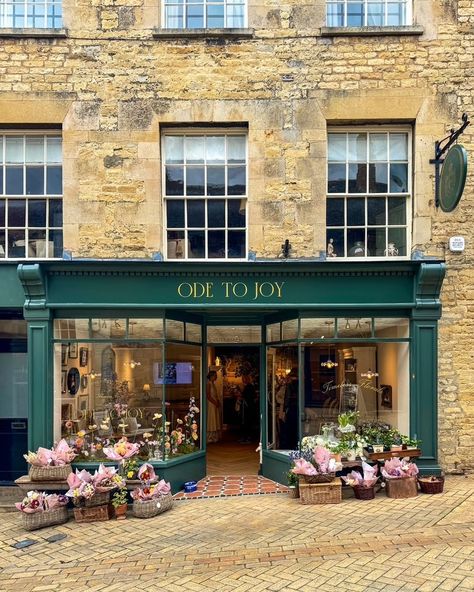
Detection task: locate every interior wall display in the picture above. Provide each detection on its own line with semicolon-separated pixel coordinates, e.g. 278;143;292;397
61;344;68;366
61;370;67;394
67;367;80;395
79;347;88;367
69;342;78;359
80;374;88;391
381;384;393;409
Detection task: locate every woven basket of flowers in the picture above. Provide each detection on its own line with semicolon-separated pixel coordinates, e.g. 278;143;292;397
24;439;76;481
16;491;69;531
132;494;173;518
131;463;173;519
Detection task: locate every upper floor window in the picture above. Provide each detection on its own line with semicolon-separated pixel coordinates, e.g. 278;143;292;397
163;0;246;29
0;0;62;28
326;129;411;259
0;134;63;259
326;0;410;27
163;130;247;260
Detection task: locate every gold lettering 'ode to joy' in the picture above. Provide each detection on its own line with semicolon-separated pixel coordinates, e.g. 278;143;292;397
176;281;285;300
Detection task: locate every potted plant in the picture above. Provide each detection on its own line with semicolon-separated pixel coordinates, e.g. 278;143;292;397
342;462;378;500
24;439;76;481
111;487;128;519
286;470;299;498
15;491;69;531
381;457;419;498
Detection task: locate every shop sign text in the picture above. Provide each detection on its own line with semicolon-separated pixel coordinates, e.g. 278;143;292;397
177;281;285;301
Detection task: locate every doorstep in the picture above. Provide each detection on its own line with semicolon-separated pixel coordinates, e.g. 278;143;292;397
173;475;288;500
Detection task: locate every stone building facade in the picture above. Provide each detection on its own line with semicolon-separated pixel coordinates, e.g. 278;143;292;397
0;0;472;477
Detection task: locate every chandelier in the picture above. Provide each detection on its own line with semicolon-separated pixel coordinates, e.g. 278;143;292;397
361;368;379;379
321;345;338;369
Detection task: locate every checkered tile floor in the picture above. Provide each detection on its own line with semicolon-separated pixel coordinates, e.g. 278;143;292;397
173;475;288;499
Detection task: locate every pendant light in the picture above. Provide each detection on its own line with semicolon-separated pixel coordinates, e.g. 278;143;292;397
361;368;379;379
321;345;338;369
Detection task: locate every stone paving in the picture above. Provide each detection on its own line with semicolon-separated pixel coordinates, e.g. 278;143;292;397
1;476;474;592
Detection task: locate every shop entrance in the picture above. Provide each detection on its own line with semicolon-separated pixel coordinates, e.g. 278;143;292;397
206;345;260;475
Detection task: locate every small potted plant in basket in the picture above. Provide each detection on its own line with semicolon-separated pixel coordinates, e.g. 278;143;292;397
15;491;69;531
24;439;76;481
286;470;299;498
342;462;378;500
111;486;129;519
131;463;173;518
381;457;419;499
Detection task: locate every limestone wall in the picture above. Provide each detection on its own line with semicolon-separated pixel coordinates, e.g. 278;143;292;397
0;0;473;471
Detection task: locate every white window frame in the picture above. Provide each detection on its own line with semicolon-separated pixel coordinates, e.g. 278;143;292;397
326;0;412;27
161;0;248;30
0;0;63;29
162;128;248;262
0;131;63;260
326;126;412;261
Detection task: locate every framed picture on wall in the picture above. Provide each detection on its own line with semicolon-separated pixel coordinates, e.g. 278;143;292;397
79;395;89;413
61;344;68;366
79;347;89;367
61;370;67;394
381;384;392;409
69;342;78;359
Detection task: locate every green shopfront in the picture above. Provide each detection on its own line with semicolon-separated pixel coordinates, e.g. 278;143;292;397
1;260;445;489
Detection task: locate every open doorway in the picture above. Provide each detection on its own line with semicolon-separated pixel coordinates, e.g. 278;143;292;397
206;345;260;475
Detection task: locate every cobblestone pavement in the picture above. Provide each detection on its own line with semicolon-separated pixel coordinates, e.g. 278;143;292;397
2;476;474;592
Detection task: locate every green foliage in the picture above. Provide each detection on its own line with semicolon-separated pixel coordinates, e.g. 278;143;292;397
286;470;298;487
111;487;128;508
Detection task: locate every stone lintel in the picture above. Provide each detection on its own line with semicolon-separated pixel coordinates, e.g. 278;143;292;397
320;25;424;37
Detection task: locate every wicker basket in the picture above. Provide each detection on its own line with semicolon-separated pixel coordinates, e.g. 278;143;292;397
132;494;174;518
418;476;445;494
385;476;418;499
73;504;110;523
353;485;375;500
299;479;342;504
29;464;72;482
22;506;69;531
301;473;336;484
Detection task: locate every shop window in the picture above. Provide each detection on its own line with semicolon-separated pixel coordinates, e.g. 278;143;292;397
54;319;202;463
326;129;410;259
0;0;63;28
0;134;63;259
300;318;335;339
326;0;410;27
163;0;246;29
163;130;247;260
301;342;409;437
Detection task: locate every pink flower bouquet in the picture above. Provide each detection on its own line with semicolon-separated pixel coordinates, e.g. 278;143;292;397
23;439;76;467
342;462;378;488
291;446;338;482
15;491;68;514
381;457;419;479
131;479;171;501
103;438;140;462
92;464;125;492
137;463;156;484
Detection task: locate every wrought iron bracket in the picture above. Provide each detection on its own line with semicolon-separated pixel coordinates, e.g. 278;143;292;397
430;113;470;207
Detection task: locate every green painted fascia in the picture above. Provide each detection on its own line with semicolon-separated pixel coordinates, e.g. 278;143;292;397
17;260;446;311
0;263;25;308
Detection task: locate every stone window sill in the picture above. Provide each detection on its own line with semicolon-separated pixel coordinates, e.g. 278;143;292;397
320;25;424;37
152;28;254;39
0;28;67;38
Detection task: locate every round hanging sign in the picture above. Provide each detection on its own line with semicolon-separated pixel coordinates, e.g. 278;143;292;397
439;144;468;212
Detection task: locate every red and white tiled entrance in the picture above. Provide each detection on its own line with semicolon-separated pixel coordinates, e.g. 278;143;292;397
173;475;288;500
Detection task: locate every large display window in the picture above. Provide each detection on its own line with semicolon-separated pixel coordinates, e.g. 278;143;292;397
267;317;410;451
53;318;202;463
